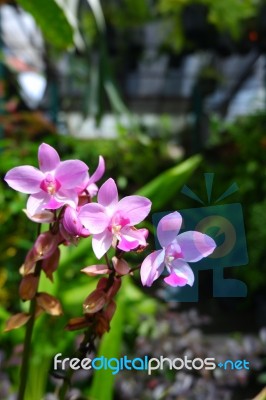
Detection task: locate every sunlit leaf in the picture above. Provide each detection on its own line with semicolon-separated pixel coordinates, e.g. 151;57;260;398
17;0;74;49
137;155;202;210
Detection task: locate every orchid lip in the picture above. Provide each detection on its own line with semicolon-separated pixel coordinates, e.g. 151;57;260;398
165;255;175;267
40;174;61;195
112;224;122;235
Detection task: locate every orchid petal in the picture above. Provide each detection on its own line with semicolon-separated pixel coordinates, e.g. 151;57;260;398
118;226;147;251
118;238;139;252
23;209;54;223
38;143;60;173
75;172;90;194
79;203;109;234
157;211;182;248
4;166;44;194
98;178;118;209
92;231;113;259
27;192;50;215
176;231;216;262
170;259;194;286
89;155;105;184
44;197;63;210
55;160;88;189
140;249;165;287
116;195;151;225
55;189;78;209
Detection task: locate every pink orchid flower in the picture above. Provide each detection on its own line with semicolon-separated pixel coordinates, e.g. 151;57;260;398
4;143;88;215
77;155;105;198
140;211;216;287
79;178;151;258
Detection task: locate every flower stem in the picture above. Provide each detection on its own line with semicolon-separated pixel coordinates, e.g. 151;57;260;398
17;298;37;400
104;253;112;270
17;225;42;400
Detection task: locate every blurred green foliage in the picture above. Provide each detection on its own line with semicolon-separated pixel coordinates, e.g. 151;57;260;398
204;111;266;291
16;0;74;49
158;0;256;51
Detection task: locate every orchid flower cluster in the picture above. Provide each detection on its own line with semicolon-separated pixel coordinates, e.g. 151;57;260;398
4;142;216;337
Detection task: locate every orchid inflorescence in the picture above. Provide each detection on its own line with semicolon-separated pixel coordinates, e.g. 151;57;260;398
4;142;216;336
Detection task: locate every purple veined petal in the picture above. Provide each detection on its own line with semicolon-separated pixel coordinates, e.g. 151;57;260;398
157;211;182;248
168;259;195;286
92;230;113;259
115;195;151;225
118;226;147;251
63;206;83;236
79;203;109;234
176;231;216;262
55;160;88;189
97;178;118;209
4;166;44;194
38;143;60;173
140;249;165;287
55;189;78;209
26;192;50;215
89;155;105;184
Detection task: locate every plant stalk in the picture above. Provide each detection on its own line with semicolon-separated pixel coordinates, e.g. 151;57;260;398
17;225;42;400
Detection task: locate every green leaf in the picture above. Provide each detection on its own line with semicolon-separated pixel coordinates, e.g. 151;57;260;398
17;0;74;49
136;155;202;210
25;357;51;400
86;0;106;32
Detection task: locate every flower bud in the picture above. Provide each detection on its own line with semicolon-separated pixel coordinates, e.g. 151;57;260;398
96;277;109;290
4;313;31;332
81;264;110;276
34;232;58;260
83;290;106;314
112;257;130;275
105;300;116;323
107;277;121;299
23;248;37;274
65;316;89;331
94;313;110;337
36;292;63;316
42;248;60;281
19;274;39;300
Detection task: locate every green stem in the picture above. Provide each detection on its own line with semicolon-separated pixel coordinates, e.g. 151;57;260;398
104;253;112;270
17;298;37;400
17;225;42;400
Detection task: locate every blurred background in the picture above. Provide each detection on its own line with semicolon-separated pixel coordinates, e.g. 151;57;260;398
1;0;266;399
